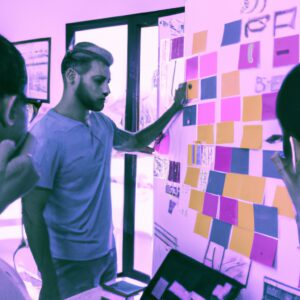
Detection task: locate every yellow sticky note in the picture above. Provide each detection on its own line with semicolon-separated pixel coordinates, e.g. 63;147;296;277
188;145;193;165
184;167;200;187
223;173;243;199
238;201;254;230
187;79;199;100
189;189;205;211
240;175;265;204
216;122;234;144
229;226;254;257
192;31;207;54
197;125;214;144
243;95;262;121
221;71;240;98
241;125;263;149
273;186;296;218
194;212;212;238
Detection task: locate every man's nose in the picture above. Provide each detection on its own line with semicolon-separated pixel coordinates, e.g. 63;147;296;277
103;84;110;97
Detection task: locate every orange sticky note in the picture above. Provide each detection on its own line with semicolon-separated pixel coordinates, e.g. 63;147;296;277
187;79;199;100
243;95;262;121
188;145;193;165
194;212;212;238
189;189;205;211
216;122;234;144
238;201;254;230
223;173;243;199
240;175;265;204
241;125;263;149
221;71;240;98
229;226;254;257
192;31;207;54
184;167;200;187
273;186;296;218
197;125;214;144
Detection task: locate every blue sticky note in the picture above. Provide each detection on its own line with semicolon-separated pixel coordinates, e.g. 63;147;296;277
221;20;242;46
263;150;282;179
201;76;217;100
254;204;278;238
183;105;197;126
231;148;249;174
206;171;226;195
210;219;232;248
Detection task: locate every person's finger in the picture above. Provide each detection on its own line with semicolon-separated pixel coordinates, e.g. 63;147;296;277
0;140;16;170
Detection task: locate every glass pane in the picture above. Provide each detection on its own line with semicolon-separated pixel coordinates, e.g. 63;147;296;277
75;25;128;273
134;26;158;276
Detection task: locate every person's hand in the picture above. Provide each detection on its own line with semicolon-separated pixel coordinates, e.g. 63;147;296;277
39;283;61;300
271;151;300;244
173;82;188;111
0;140;16;180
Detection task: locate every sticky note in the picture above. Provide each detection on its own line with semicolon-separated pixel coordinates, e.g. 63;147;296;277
198;102;215;125
194;212;212;238
171;36;184;59
197;125;214;144
262;92;277;121
168;200;177;214
206;171;226;195
221;97;241;122
214;146;232;173
219;196;238;225
216;122;234;144
238;201;254;231
189;189;205;211
242;95;262;121
238;41;260;69
200;52;217;77
273;34;299;67
221;71;240;98
240;175;265;204
183;105;197;126
254;204;278;238
187;79;199;100
203;193;219;218
192;31;207;54
273;186;295;218
229;226;254;257
186;56;199;81
250;233;278;267
210;219;232;248
188;144;193;165
223;173;243;200
221;20;242;46
201;76;217;100
241;125;263;149
231;148;249;174
154;132;170;154
184;167;200;187
192;145;202;165
263;150;282;179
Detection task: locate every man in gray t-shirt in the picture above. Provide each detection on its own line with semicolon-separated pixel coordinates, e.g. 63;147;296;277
22;42;187;300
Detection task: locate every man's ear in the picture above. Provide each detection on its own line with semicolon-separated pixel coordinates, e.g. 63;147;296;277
65;68;78;85
0;95;17;127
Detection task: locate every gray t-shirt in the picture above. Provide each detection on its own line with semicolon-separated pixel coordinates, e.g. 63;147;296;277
28;109;117;260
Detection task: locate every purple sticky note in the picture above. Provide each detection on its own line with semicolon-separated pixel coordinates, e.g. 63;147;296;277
238;41;260;69
262;92;277;120
214;146;232;172
186;56;199;81
203;193;219;218
221;97;241;122
154;132;170;154
273;34;299;67
219;196;238;225
171;36;184;59
200;52;218;77
250;233;278;267
198;102;215;124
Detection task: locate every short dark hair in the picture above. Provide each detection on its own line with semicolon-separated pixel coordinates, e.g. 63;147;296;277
276;64;300;157
0;35;27;98
61;42;113;76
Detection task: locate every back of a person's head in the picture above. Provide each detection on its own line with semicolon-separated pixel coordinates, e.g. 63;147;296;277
61;42;113;77
0;35;27;98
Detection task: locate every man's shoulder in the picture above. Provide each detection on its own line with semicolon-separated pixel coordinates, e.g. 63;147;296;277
91;112;116;130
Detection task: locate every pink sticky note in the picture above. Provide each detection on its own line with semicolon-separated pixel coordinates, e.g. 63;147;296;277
238;41;260;69
214;146;232;172
262;92;277;120
203;193;219;218
154;133;170;154
186;56;199;81
221;97;241;122
200;52;218;78
198;102;215;124
219;196;238;225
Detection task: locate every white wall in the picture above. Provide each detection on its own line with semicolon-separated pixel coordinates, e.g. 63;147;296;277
0;0;184;106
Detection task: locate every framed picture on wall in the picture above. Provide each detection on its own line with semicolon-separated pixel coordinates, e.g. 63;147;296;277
14;37;51;103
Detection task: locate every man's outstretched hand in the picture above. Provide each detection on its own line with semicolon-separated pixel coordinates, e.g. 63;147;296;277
173;82;188;111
